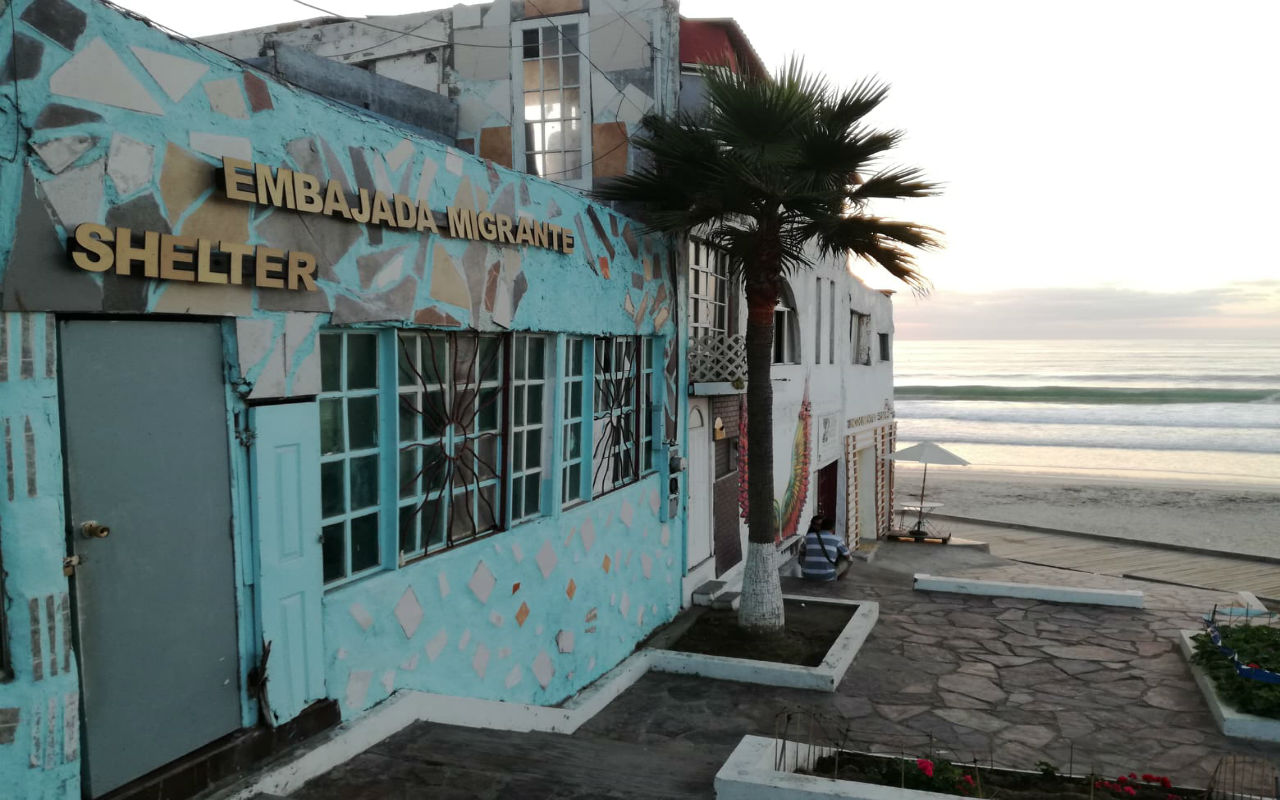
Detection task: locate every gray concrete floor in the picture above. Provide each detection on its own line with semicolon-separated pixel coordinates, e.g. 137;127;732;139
289;542;1280;798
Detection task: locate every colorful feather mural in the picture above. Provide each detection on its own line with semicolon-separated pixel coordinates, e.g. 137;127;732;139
736;382;812;542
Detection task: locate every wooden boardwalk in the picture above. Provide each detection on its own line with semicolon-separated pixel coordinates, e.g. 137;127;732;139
937;518;1280;602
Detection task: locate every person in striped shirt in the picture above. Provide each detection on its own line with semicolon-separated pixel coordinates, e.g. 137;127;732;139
800;515;851;581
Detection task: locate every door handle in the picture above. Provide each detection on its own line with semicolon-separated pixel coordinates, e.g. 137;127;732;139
81;521;111;539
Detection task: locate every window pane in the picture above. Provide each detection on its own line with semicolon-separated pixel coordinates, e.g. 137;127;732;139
350;454;379;509
563;151;581;180
562;56;579;86
399;450;419;499
526;434;541;470
399;505;419;554
568;383;581;417
347;396;378;450
526;153;542;175
562;24;578;52
563;88;580;119
562;120;581;150
522;28;538;58
397;338;417;387
544;121;562;150
542;59;560;90
321;460;345;517
525;122;542;151
514;337;527;379
479;337;501;382
528;383;543;423
564;463;580;502
477;484;498;530
320;398;345;454
322;523;346;582
527;338;545;379
524;96;542;123
421;442;445;492
421;336;446;384
422;390;446;439
540;25;559;55
544;152;564;177
512;478;522;521
478;387;501;431
320;333;342;392
453;336;477;383
346;334;377;390
350;513;380;572
523;474;540;517
451;491;475;541
565;424;579;459
476;436;499;481
398;395;418;442
514;385;525;423
542;90;562;120
422;497;445;549
523;59;540;91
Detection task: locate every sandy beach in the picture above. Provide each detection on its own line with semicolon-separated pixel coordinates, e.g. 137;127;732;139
893;465;1280;559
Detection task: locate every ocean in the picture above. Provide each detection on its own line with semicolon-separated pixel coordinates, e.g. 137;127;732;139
892;339;1280;486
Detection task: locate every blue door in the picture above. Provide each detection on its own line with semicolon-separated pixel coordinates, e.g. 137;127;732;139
251;402;326;725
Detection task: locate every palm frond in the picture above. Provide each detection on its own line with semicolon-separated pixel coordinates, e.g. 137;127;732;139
850;166;941;203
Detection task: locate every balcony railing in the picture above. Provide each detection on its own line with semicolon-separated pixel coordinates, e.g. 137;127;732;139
689;332;746;387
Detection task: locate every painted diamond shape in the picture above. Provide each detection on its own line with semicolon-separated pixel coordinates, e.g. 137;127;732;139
505;665;523;689
660;524;670;547
438;572;450;598
532;650;554;689
620;593;630;618
468;560;496;604
649;489;660;514
515;602;530;627
556;630;575;654
536;539;558;579
641;553;653;579
619;500;634;528
349;603;373;631
511;542;524;562
580;517;596;552
425;630;447;661
566;578;576;599
393;587;423;639
472;643;490;678
602;555;611;573
345;670;372;710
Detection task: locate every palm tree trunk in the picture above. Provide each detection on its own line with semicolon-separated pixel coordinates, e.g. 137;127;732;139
737;273;785;631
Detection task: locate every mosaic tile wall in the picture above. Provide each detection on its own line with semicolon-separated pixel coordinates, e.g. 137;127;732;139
0;0;685;793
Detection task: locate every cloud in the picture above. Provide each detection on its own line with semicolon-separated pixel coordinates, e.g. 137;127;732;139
893;282;1280;339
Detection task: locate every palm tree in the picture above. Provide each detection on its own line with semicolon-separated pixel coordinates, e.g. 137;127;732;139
596;59;940;631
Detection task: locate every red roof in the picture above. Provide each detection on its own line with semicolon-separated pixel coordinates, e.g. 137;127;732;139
679;18;767;76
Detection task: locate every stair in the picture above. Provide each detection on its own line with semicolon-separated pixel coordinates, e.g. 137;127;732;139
711;591;740;610
691;580;727;606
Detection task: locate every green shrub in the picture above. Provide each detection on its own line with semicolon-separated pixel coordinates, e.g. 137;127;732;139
1191;624;1280;718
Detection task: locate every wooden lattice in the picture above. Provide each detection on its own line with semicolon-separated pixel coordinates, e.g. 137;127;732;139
689;332;746;384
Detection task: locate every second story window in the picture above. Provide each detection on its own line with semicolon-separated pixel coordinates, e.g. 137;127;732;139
773;283;800;365
851;312;871;365
879;332;892;362
518;20;588;183
689;241;730;339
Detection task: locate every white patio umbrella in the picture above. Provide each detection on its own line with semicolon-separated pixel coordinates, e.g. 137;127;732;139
884;441;969;533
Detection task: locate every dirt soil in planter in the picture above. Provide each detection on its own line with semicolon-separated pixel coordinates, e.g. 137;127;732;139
806;752;1200;799
663;599;853;667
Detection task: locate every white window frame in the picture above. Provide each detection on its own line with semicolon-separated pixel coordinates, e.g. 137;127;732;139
509;334;551;523
561;336;588;508
511;14;593;190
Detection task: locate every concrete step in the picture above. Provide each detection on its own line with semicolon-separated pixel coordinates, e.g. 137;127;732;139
711;591;740;610
691;579;727;606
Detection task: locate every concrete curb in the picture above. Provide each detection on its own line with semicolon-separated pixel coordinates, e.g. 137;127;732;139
648;597;878;692
716;735;968;800
1178;630;1280;744
930;513;1280;565
914;573;1144;608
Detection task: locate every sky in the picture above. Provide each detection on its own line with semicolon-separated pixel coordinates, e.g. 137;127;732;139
112;0;1280;340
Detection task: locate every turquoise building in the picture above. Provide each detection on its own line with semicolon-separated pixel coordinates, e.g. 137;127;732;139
0;0;687;796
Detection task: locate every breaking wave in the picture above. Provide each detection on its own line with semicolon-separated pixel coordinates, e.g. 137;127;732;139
896;385;1280;405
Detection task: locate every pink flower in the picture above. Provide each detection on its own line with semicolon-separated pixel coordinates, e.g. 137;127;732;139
1124;787;1137;797
915;759;935;778
1117;776;1128;784
962;775;975;785
1160;777;1173;789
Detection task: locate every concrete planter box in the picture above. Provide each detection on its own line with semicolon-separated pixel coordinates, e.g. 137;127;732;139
646;596;878;692
1179;630;1280;744
716;735;970;800
914;573;1143;608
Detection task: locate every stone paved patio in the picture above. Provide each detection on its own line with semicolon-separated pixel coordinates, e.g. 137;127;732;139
289;539;1280;798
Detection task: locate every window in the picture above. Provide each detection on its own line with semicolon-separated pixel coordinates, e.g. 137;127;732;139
814;277;822;364
828;280;836;364
519;20;587;182
509;335;549;522
318;329;658;582
689;241;731;339
851;311;871;365
592;336;641;496
396;332;510;561
773;283;800;365
561;336;587;507
319;331;384;583
879;332;891;362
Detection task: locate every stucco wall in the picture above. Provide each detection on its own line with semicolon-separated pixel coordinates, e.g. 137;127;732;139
0;0;684;794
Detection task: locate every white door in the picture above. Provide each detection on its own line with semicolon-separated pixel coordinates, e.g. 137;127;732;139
686;401;714;567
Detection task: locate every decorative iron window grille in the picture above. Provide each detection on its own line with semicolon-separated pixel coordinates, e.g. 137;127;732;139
592;336;641;497
319;331;383;584
561;336;588;507
396;331;505;559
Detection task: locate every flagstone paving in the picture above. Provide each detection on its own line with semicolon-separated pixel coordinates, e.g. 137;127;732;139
289;539;1280;798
